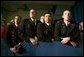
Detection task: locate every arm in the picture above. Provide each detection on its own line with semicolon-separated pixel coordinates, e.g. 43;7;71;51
54;22;61;41
70;23;80;43
18;19;25;38
37;23;43;41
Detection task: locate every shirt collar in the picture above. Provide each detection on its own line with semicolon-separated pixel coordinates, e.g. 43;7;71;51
31;18;35;21
45;22;51;26
64;21;70;26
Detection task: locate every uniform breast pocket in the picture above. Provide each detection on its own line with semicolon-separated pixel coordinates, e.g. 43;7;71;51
27;24;30;28
61;26;66;35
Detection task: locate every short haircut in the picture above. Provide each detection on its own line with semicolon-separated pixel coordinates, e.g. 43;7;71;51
43;11;52;16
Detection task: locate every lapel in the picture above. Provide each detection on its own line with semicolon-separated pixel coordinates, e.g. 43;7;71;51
44;23;53;31
61;21;75;35
29;18;35;27
61;21;67;34
67;23;75;34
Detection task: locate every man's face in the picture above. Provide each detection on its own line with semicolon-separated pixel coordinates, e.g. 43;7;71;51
62;10;71;21
44;14;52;23
29;9;36;18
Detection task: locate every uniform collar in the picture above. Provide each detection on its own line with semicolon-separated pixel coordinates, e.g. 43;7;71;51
45;22;51;26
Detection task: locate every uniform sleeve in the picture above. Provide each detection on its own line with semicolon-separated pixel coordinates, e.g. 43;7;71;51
71;23;80;43
54;22;61;41
18;19;25;38
37;23;43;41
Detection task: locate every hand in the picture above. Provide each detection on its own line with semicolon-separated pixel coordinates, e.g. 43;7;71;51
51;38;54;41
70;41;78;47
29;38;37;45
10;47;17;53
35;36;38;42
10;43;21;53
35;36;38;44
61;37;70;44
15;43;21;49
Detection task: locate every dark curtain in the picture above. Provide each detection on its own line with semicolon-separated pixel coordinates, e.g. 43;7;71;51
71;1;83;22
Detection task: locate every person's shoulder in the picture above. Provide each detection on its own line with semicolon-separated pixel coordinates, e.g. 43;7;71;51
38;23;45;27
38;22;43;25
71;19;77;24
7;22;14;26
56;19;63;24
37;19;41;23
22;18;30;23
23;18;29;21
54;19;62;23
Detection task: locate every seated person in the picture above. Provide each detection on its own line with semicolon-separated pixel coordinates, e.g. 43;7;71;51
1;24;7;39
54;10;80;47
6;15;24;53
37;11;55;42
18;9;41;45
79;20;83;32
79;20;83;41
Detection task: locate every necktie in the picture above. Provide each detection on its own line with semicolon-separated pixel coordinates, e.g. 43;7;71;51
33;19;36;26
67;23;70;30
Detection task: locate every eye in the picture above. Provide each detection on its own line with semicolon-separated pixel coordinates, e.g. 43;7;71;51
65;13;67;15
45;16;47;17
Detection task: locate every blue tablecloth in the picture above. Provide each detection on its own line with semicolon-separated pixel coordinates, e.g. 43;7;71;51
1;39;83;56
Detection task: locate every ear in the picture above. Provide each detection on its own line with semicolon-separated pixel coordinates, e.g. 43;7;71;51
62;15;64;18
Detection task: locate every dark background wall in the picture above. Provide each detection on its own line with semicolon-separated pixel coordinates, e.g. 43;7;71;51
71;1;83;22
1;1;83;24
1;1;76;24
